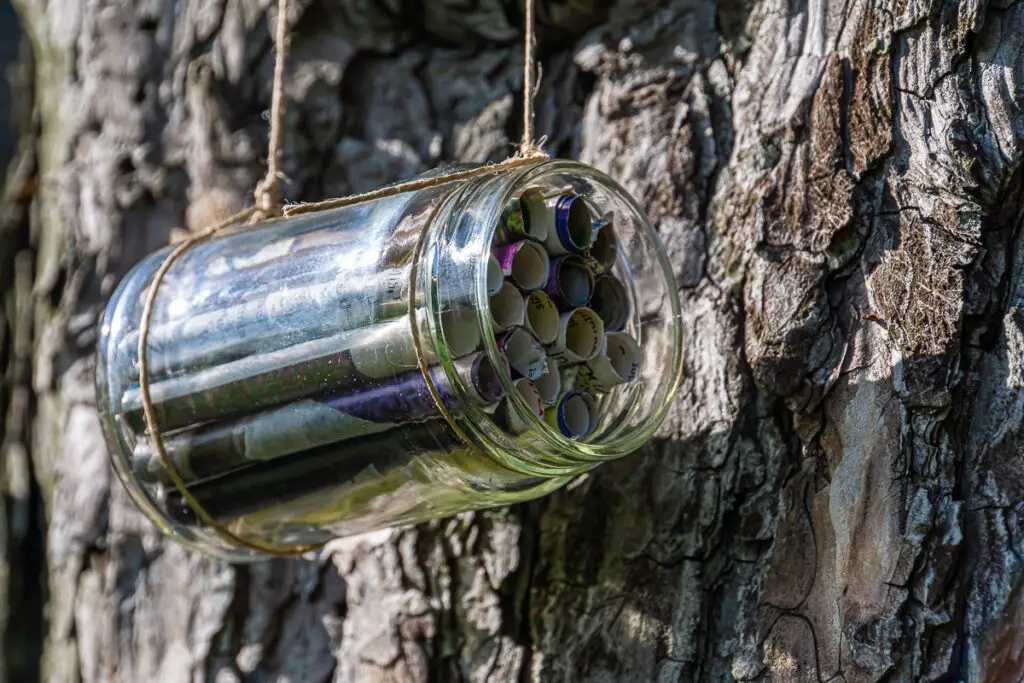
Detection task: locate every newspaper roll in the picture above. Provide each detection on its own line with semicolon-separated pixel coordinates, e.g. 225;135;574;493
497;378;544;434
522;290;559;345
580;332;641;392
492;240;550;291
533;357;562;407
495;188;552;244
486;254;504;296
544;194;593;256
544;255;593;311
545;307;605;365
127;266;416;376
132;353;503;483
544;392;599;439
497;327;547;380
590;274;630;332
122;311;480;432
490;281;527;331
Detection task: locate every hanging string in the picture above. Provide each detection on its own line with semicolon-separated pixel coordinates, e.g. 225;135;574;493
520;0;540;156
253;0;291;219
136;0;548;556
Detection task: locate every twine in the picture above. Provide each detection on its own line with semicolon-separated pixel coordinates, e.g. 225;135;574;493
252;0;290;220
136;0;549;555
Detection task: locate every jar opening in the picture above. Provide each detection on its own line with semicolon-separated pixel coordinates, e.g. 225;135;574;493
425;160;684;474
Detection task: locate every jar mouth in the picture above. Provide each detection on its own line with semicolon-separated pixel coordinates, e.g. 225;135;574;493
424;159;684;475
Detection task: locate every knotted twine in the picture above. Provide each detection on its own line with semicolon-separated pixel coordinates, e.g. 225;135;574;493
137;0;549;556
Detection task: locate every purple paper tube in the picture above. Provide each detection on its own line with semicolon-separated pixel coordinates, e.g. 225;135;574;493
544;254;594;311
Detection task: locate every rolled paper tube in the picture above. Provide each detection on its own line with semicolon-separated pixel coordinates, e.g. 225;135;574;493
486;254;504;296
544;194;593;256
492;240;550;292
496;327;547;380
533;357;562;407
579;332;641;393
124;265;416;376
522;290;559;345
349;309;480;378
495;188;552;244
497;378;544;435
489;281;526;331
544;255;594;311
164;422;461;525
122;311;480;432
544;392;600;439
589;274;630;332
584;221;619;274
545;307;605;365
132;352;504;483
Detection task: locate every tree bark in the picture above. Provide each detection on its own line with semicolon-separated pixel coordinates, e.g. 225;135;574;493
2;0;1023;681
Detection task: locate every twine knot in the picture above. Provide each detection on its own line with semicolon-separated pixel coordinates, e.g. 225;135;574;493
254;176;282;220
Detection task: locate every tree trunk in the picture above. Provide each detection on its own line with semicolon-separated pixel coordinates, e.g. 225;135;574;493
2;0;1023;680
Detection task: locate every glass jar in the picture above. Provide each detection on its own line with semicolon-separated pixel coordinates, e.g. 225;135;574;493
96;160;683;560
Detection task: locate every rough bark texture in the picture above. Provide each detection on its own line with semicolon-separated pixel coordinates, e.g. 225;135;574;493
1;0;1022;681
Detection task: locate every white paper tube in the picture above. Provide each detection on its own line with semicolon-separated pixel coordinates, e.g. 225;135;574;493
499;378;544;434
486;254;504;296
495;188;553;244
490;281;526;331
350;309;481;378
544;194;593;256
520;188;553;243
497;327;547;380
492;240;550;291
533;357;562;407
580;332;641;392
522;290;560;345
546;307;605;365
590;274;630;332
544;392;599;439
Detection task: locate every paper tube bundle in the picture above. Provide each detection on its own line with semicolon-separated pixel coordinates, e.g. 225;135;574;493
96;160;682;559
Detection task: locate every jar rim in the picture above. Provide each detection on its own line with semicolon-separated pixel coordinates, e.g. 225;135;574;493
425;159;684;476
